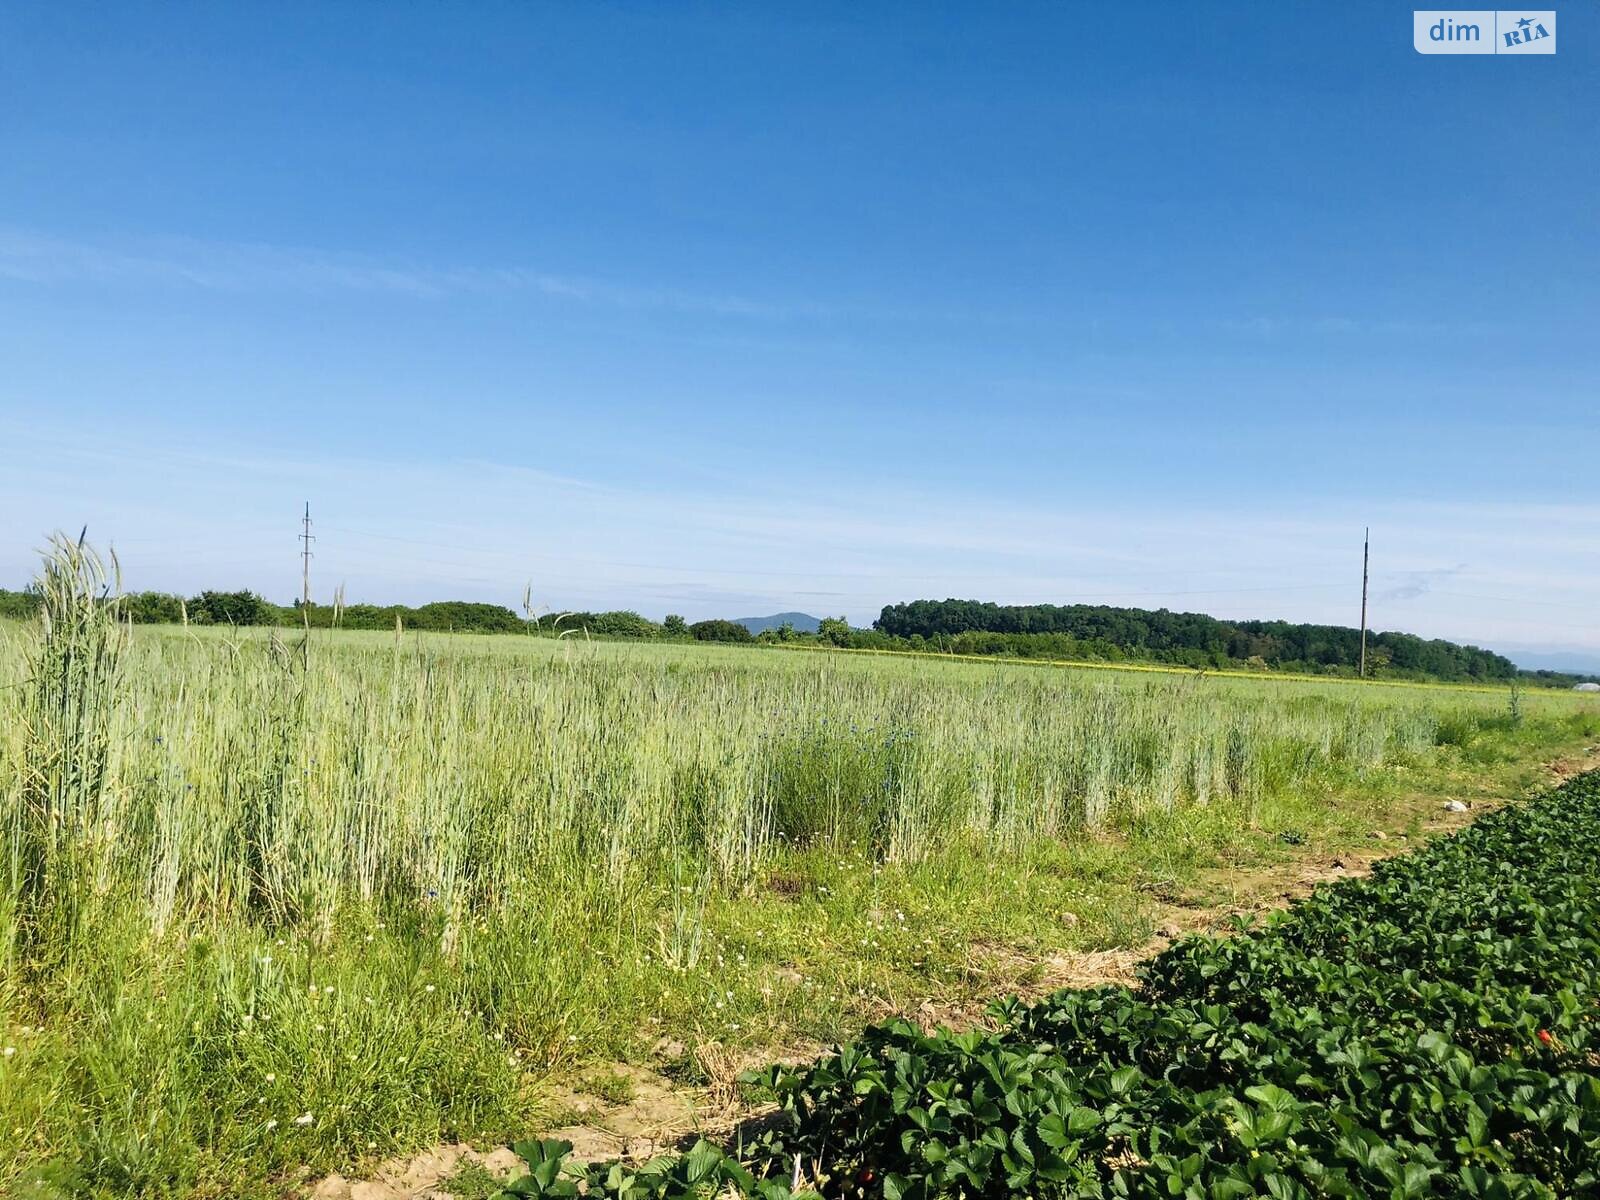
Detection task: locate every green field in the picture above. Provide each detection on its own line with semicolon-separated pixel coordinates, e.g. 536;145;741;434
3;548;1596;1198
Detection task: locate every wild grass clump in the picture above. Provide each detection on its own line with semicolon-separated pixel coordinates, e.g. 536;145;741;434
7;533;128;968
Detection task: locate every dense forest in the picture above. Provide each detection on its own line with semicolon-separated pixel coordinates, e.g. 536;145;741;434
3;586;1594;686
874;599;1517;681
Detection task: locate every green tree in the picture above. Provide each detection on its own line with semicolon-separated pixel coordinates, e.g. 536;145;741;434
189;590;279;625
689;619;754;644
126;591;186;624
663;614;688;637
405;601;524;633
818;616;851;646
586;610;662;638
0;587;41;619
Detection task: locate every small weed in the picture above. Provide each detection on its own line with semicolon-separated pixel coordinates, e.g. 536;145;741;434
443;1160;504;1200
583;1069;637;1106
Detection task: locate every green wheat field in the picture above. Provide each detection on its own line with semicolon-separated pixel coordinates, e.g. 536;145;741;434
3;543;1595;1198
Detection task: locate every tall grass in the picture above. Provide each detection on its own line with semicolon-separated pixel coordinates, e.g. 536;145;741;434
0;541;1590;1196
6;534;127;967
4;621;1450;932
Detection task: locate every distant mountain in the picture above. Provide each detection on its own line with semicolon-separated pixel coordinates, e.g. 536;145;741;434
1505;649;1600;678
735;612;822;635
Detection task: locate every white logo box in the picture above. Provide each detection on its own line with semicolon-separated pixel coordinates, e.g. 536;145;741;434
1414;10;1556;53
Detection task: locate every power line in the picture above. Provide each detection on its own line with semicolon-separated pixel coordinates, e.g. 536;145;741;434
1431;589;1600;614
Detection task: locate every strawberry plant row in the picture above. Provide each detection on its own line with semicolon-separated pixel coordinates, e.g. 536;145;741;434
499;770;1600;1199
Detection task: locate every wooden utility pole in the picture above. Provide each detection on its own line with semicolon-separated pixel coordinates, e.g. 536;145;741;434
1359;527;1370;678
299;502;315;616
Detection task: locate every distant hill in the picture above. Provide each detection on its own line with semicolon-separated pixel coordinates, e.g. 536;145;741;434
735;612;822;635
1506;649;1600;678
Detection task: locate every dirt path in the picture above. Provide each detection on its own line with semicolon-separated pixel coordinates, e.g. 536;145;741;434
307;744;1600;1200
298;849;1414;1200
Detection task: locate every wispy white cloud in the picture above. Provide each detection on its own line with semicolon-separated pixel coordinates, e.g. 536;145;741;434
1376;564;1468;603
0;226;1510;341
0;228;444;296
0;227;816;318
1213;313;1497;339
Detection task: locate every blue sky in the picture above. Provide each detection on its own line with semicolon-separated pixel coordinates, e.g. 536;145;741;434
1;3;1596;660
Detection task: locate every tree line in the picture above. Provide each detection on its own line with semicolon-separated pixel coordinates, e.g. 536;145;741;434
0;587;531;633
3;585;1592;686
873;599;1519;682
0;588;768;645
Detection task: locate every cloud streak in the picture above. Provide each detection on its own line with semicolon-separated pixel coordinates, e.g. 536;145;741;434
0;227;815;318
1376;564;1468;603
0;226;1508;340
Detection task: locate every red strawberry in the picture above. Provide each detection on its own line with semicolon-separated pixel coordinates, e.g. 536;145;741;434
1537;1029;1554;1046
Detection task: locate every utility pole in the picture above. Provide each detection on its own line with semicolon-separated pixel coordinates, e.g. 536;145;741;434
1359;527;1369;679
299;502;315;618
